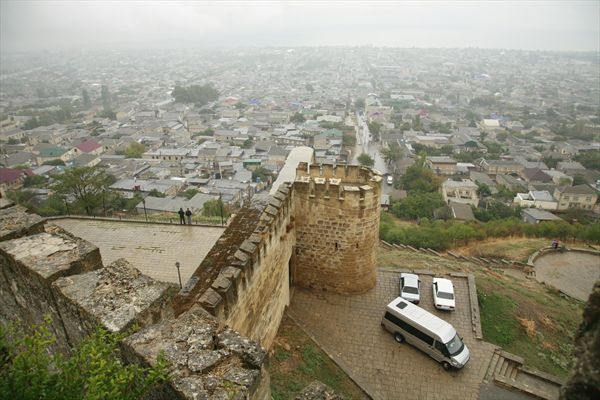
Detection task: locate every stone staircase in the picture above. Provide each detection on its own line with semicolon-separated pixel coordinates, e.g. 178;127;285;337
485;349;522;382
484;349;563;399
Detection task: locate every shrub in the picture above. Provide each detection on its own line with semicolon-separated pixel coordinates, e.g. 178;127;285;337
0;317;168;400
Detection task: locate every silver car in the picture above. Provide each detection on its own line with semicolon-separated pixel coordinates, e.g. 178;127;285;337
400;273;421;304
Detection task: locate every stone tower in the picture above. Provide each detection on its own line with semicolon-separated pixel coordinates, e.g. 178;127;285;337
292;162;382;294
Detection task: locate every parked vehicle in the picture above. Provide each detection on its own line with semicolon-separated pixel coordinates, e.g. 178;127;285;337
386;175;393;185
381;297;470;370
432;278;456;311
400;273;420;304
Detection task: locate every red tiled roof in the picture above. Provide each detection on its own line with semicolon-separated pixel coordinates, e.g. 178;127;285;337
76;139;101;153
0;168;26;184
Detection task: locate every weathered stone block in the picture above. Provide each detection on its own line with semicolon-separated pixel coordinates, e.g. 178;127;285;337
0;205;45;242
123;305;269;400
53;258;174;345
0;231;101;349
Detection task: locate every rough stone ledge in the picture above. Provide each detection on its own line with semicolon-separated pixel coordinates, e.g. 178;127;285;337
0;231;102;281
122;305;268;400
295;381;343;400
0;204;45;242
53;258;175;336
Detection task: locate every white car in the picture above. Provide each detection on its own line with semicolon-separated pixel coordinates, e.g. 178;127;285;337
386;175;394;185
400;273;421;304
432;278;455;311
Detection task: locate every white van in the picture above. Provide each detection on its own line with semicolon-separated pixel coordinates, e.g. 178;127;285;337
381;297;470;370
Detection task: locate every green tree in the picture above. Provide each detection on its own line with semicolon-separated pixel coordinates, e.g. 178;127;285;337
171;85;219;107
572;175;588;186
203;198;230;218
52;167;114;216
400;165;441;193
390;192;445;220
290;112;306;124
367;121;381;141
124;142;146;158
42;159;65;166
23;175;46;188
252;166;273;183
305;83;314;92
354;98;365;110
574;151;600;170
0;317;168;400
542;155;560;169
477;183;492;197
101;85;111;111
357;153;375;167
182;188;199;200
381;142;402;165
81;89;92;109
148;189;166;198
98;109;117;120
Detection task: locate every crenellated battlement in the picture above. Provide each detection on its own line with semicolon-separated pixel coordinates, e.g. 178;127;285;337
173;183;295;349
294;163;382;212
292;163;381;294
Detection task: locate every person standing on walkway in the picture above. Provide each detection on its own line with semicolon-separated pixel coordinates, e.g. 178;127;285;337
178;208;185;225
185;208;192;225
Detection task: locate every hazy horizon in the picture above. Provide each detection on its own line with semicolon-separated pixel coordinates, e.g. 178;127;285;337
1;1;599;53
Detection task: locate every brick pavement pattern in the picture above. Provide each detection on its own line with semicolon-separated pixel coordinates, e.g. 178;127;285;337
53;219;224;285
533;251;600;301
288;270;497;400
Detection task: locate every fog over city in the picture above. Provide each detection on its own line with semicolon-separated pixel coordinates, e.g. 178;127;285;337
1;0;599;52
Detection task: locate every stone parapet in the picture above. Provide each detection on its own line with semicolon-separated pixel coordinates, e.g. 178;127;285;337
53;258;175;346
123;305;270;400
0;210;270;399
0;204;45;242
174;183;295;348
0;230;103;343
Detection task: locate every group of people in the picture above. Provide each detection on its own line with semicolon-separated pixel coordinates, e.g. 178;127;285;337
178;208;193;225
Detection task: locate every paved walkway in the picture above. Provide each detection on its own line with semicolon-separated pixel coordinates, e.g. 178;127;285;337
289;270;497;400
53;219;225;285
534;251;600;301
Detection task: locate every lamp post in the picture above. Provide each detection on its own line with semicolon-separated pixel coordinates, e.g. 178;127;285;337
219;192;224;226
175;261;182;289
142;197;148;222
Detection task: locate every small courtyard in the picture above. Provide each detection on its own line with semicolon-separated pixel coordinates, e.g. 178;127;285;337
52;218;225;284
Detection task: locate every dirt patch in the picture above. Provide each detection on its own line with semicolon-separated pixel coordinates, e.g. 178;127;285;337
517;317;537;338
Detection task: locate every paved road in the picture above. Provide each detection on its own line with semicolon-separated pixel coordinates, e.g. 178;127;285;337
534;250;600;301
289;270;496;400
52;219;224;285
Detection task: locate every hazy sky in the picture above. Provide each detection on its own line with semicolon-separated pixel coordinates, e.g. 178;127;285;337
1;1;599;52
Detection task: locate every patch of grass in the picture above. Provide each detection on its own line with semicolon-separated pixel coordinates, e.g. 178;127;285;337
476;274;582;378
269;315;367;400
478;290;519;346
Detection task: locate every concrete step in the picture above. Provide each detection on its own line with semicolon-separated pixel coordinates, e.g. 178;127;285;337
485;352;500;381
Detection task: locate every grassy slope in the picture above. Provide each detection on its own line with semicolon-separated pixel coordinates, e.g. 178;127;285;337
269;315;367;400
378;246;582;379
452;236;591;263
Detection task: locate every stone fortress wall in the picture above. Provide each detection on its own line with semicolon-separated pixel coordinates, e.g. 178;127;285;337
173;163;381;351
0;202;270;400
0;163;381;399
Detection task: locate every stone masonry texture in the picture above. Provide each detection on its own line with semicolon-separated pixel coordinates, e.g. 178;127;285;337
293;163;382;294
0;210;271;399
